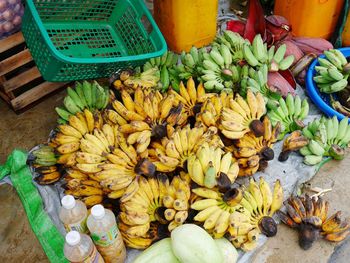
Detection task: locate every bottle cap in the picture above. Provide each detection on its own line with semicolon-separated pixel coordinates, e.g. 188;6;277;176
66;231;81;246
91;204;105;219
61;195;76;210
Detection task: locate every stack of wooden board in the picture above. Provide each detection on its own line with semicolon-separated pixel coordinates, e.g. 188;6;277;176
0;32;67;112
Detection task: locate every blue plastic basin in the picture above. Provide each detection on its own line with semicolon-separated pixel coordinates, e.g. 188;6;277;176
306;47;350;122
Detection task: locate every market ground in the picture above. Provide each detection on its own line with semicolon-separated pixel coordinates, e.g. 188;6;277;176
0;92;349;262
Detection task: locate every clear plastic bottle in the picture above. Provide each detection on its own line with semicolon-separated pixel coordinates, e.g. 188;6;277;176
87;205;126;263
59;195;89;234
64;231;105;263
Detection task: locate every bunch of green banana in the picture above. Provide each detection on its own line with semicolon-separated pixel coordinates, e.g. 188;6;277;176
227;178;283;251
313;49;350;93
300;116;350;165
169;46;207;91
241;64;282;102
267;94;309;139
32;145;57;166
55;81;110;123
213;30;248;64
187;142;239;190
143;50;179;71
243;34;294;72
200;45;241;91
143;51;179;92
30;145;62;185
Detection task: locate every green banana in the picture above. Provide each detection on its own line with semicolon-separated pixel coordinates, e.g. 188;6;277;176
252;34;266;62
243;44;259;67
82;81;93;108
64;96;80;114
278;55;294;70
90;82;97;109
303;155;323;165
67;87;84;110
318;58;337;69
273;44;286;63
75;82;88;108
327;68;344;81
55;107;72;121
324;51;343;70
161;65;170;91
330;49;348;66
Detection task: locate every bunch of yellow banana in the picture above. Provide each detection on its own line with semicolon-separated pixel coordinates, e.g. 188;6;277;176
195;91;233;129
168;78;213;125
191;187;244;239
219;89;266;139
64;176;104;207
226;116;280;177
118;174;191;248
228;178;283;251
149;124;223;173
161;173;191;231
187;142;239;190
278;195;350;250
112;87;182;152
63;168;113;206
278;130;309;162
58;114;155;200
33;164;61;185
53;109;104;166
113;68;160;94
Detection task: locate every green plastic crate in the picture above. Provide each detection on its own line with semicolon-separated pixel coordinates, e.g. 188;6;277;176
22;0;167;82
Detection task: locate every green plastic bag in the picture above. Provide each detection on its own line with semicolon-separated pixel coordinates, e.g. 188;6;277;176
0;150;68;263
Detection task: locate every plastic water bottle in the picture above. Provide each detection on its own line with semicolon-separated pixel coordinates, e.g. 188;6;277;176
87;205;126;263
59;195;88;234
64;231;105;263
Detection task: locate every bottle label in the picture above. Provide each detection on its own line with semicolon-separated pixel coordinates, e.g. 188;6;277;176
71;245;104;263
65;217;88;234
91;224;119;247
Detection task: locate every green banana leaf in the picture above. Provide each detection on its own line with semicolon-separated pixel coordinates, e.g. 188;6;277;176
0;150;68;263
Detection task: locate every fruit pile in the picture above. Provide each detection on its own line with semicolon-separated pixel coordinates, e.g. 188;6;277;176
312;49;350;116
28;28;350;254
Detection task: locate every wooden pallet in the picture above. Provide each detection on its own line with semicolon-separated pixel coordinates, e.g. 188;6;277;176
0;32;67;113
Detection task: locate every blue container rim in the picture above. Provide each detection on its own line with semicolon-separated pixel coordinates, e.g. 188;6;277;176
306;47;350;122
25;0;167;64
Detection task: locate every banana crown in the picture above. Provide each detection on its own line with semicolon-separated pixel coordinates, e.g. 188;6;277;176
278;195;350;249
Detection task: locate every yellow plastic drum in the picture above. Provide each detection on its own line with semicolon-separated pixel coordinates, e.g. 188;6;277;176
153;0;219;52
274;0;344;39
342;12;350;47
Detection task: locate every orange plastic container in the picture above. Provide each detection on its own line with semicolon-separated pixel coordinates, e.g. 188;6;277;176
342;12;350;46
274;0;344;39
153;0;218;53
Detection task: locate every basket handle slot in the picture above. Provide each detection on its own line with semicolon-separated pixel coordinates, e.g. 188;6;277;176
141;14;153;35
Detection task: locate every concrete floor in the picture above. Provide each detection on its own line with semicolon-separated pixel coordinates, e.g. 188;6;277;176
1;91;349;262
